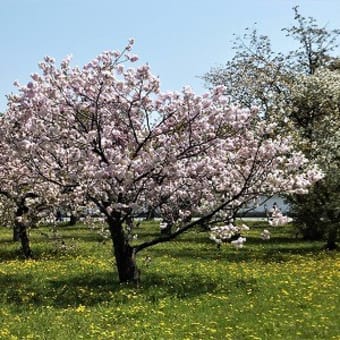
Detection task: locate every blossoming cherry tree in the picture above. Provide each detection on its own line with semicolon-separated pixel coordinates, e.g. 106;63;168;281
6;41;322;282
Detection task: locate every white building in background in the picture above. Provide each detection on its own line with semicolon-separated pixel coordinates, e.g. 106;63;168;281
239;195;290;217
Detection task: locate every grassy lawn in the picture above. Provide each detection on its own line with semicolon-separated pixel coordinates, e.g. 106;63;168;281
0;221;339;339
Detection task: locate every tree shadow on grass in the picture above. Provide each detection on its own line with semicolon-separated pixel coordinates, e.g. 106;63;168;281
30;230;105;243
138;271;220;301
0;247;28;261
0;238;14;245
0;237;109;263
0;271;119;309
0;269;224;310
0;244;79;262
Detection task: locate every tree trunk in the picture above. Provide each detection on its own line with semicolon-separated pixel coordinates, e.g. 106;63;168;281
160;223;172;235
326;227;338;251
14;218;33;258
15;201;33;259
68;214;78;226
108;217;139;283
18;221;33;258
13;225;20;242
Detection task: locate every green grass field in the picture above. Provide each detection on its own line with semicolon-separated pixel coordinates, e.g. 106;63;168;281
0;221;339;339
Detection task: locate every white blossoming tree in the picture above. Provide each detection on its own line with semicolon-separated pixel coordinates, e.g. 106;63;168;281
287;68;340;249
203;7;339;248
0;113;66;258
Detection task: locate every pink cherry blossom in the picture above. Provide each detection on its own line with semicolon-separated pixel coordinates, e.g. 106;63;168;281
2;41;323;282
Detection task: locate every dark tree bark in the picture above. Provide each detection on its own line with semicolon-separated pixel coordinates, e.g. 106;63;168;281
108;216;139;283
68;213;78;226
14;204;33;259
326;227;338;251
15;219;33;258
160;222;172;235
13;224;20;242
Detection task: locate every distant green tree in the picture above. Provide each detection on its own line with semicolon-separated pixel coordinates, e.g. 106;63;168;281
287;68;340;249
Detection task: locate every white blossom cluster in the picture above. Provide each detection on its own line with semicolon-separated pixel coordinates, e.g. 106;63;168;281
268;207;293;226
209;223;249;248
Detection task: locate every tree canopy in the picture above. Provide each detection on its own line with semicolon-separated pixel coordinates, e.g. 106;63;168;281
1;38;322;282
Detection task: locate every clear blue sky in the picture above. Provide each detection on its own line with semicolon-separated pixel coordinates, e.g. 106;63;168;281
1;0;339;112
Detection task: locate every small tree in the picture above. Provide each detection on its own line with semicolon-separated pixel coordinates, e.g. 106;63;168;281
0;115;60;257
